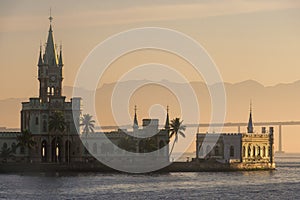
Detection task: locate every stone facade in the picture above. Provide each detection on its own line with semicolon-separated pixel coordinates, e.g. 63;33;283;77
196;109;275;166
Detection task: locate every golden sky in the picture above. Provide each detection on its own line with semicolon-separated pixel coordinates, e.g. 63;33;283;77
0;1;300;152
1;0;300;99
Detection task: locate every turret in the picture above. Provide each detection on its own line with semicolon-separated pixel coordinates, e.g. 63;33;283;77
165;106;170;130
38;44;43;67
247;101;254;133
58;44;63;67
133;105;139;130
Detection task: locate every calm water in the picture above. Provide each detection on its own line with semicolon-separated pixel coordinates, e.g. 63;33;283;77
0;155;299;200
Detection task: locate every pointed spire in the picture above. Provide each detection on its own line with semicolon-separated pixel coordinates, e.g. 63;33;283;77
38;42;43;66
247;100;254;133
58;43;63;67
133;105;139;129
44;11;58;66
165;105;170;130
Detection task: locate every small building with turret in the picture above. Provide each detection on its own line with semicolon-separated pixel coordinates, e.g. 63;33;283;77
196;104;275;168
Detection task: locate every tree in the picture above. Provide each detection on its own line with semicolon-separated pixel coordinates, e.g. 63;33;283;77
80;114;95;136
16;129;36;161
49;111;66;133
0;146;14;163
169;118;186;156
49;111;66;162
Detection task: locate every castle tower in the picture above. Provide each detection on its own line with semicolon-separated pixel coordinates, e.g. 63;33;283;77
164;106;170;130
133;105;139;131
20;12;82;163
247;101;254;133
38;13;63;103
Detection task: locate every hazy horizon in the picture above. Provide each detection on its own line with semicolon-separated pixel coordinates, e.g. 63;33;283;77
1;1;299;153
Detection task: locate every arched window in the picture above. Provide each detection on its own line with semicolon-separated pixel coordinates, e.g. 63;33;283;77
257;146;261;156
253;146;256;157
35;117;39;125
248;146;251;157
263;146;266;157
93;143;97;154
215;145;220;156
243;146;246;157
41;140;47;162
11;143;16;154
43;120;47;132
230;146;234;157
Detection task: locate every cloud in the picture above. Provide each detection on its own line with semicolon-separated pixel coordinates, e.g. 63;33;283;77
1;0;300;32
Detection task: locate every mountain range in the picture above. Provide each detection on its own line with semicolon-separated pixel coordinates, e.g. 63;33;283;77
1;79;299;130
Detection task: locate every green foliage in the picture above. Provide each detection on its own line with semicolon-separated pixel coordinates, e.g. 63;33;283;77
49;111;66;133
169;118;186;156
0;146;14;162
117;135;159;153
80;114;95;135
117;136;137;153
17;129;36;150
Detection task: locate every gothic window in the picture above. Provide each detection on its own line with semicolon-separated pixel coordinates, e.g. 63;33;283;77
11;143;16;154
263;146;266;157
248;146;251;157
43;120;47;132
215;145;220;156
230;146;234;157
35;117;39;125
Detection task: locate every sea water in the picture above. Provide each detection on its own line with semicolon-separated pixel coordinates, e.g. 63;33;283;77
0;154;299;199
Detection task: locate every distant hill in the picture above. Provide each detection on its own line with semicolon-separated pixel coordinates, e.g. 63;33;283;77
1;79;300;129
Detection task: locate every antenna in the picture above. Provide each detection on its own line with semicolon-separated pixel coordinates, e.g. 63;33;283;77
49;8;53;23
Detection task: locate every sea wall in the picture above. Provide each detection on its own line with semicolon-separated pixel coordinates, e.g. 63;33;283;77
0;160;275;173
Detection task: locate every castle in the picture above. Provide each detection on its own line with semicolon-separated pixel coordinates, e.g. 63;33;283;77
196;104;275;167
0;15;275;171
0;15;170;164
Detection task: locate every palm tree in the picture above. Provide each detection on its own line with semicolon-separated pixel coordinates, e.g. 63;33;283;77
80;114;95;136
169;118;186;156
49;111;66;162
0;146;14;163
16;129;36;162
49;111;66;133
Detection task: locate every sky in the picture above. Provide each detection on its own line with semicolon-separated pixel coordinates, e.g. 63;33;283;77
0;1;300;153
1;0;300;99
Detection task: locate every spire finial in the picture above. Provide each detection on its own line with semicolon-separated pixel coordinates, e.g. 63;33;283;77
40;40;42;52
49;8;53;23
133;105;138;129
247;100;254;133
59;41;62;51
165;105;170;130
